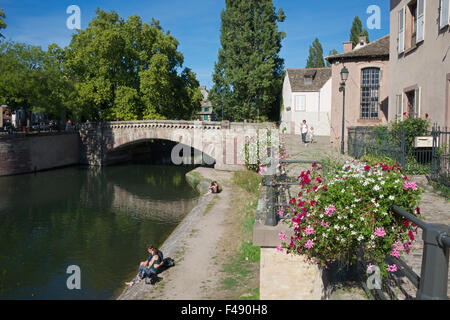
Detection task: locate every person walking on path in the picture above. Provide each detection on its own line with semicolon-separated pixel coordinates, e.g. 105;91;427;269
301;120;309;146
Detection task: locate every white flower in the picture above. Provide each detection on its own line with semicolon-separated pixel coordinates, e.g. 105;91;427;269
380;181;385;186
371;199;376;204
360;217;365;221
341;189;345;193
389;195;395;201
374;202;380;208
342;226;347;231
379;194;384;199
355;199;361;203
340;238;346;243
334;225;340;230
357;235;364;241
371;234;375;240
373;185;380;191
382;212;388;216
349;224;354;228
351;231;357;236
319;214;324;218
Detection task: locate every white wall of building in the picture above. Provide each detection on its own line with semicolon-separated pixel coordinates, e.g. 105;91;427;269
281;78;331;136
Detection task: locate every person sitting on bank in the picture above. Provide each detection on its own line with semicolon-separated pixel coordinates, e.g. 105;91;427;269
125;245;164;287
207;181;219;195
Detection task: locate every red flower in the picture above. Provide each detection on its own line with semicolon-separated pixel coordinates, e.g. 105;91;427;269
408;230;415;241
403;220;410;227
416;206;421;215
364;165;371;171
322;185;328;191
425;113;429;118
403;112;407;116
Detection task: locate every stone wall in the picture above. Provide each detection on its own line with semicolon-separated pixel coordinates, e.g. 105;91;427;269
0;133;79;176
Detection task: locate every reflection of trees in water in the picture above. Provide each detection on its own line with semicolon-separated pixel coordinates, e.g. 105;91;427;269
0;165;198;299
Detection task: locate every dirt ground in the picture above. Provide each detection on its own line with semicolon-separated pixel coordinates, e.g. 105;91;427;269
135;167;259;300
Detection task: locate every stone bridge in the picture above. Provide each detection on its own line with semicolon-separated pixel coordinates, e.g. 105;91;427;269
79;120;278;171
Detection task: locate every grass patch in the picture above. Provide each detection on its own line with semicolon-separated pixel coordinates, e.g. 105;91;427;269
216;170;261;299
429;180;450;200
232;170;262;195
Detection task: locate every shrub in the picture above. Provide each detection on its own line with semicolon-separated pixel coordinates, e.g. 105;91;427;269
279;160;422;277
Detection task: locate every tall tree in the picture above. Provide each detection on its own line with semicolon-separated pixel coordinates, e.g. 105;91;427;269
350;16;370;48
210;0;286;122
65;9;202;121
0;42;74;121
0;8;6;38
326;49;338;67
306;38;325;68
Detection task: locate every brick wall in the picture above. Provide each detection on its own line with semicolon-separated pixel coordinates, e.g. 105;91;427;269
0;133;79;176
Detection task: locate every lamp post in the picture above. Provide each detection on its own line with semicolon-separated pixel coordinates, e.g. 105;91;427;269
339;66;349;155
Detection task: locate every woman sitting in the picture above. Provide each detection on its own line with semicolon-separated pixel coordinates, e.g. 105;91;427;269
207;181;219;195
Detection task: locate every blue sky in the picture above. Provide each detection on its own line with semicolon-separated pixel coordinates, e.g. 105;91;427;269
0;0;390;88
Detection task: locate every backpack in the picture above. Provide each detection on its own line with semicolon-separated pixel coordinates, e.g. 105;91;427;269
163;257;175;268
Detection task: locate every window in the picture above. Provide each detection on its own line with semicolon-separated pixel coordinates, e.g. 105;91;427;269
360;68;380;119
204;115;208;121
398;7;405;53
416;0;425;43
204;108;209;112
440;0;450;29
405;87;421;118
295;95;306;111
396;94;404;121
305;77;312;85
408;1;418;44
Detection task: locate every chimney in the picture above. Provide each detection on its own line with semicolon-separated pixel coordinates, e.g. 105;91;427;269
343;41;353;53
354;35;367;50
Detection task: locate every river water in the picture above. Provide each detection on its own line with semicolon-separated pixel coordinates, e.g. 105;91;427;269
0;165;199;299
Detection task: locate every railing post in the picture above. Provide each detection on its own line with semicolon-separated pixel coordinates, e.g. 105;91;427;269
264;147;278;226
417;224;450;300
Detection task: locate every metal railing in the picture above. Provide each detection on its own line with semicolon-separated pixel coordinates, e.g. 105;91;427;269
361;206;449;300
431;125;450;186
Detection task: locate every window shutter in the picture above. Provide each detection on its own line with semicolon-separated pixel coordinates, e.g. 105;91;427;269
414;87;421;118
440;0;450;29
416;0;426;43
396;94;403;121
295;96;305;111
398;7;405;53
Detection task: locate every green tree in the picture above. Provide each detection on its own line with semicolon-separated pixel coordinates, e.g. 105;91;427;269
0;9;6;38
326;49;338;67
306;38;325;68
0;41;74;121
65;9;201;121
210;0;286;122
350;16;370;48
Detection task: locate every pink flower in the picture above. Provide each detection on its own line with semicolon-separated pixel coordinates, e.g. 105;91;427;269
305;240;314;249
305;227;315;236
391;249;400;259
374;227;386;238
276;245;283;252
387;264;398;273
278;232;287;241
278;210;284;217
393;241;403;251
367;264;375;273
403;181;417;191
325;205;336;217
320;221;329;228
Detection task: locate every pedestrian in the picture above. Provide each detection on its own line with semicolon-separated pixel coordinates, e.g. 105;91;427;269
301;120;308;146
309;127;315;144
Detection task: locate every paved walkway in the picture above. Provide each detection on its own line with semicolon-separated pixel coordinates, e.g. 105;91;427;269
279;134;450;300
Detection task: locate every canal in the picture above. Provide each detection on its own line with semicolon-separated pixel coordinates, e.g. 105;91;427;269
0;164;199;299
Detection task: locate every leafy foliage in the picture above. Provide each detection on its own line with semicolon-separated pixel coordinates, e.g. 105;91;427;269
0;8;6;38
0;42;75;119
280;161;422;278
306;38;325;68
210;0;286;122
66;10;202;121
350;16;370;48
